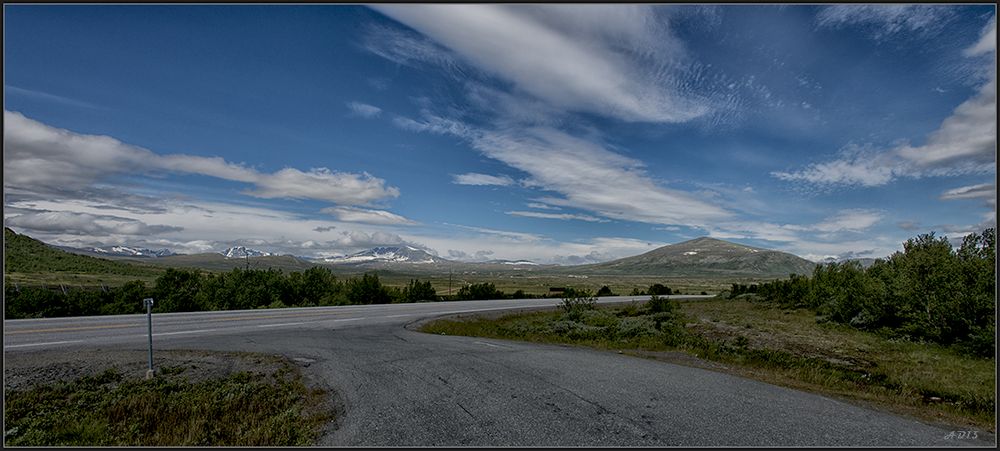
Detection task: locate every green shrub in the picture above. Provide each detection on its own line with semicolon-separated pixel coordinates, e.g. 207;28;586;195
756;228;996;357
456;282;504;300
644;294;677;314
559;288;596;320
648;284;672;296
401;279;437;302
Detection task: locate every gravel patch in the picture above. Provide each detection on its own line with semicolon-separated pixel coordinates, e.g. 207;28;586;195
4;348;294;392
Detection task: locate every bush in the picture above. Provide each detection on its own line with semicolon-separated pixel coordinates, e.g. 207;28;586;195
401;279;437;302
345;273;392;304
560;288;597;320
596;285;614;297
616;317;658;338
456;282;504;301
154;268;204;313
648;284;672;296
756;228;996;357
644;294;677;315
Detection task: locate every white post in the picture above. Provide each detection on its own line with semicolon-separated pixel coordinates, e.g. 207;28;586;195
144;298;154;379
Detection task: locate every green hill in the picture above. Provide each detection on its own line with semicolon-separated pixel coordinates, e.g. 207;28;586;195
559;237;816;278
3;227;164;280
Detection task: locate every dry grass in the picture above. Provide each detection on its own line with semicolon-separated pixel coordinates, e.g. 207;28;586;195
3;361;331;446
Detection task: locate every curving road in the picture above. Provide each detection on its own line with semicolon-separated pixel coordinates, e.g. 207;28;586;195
4;296;994;446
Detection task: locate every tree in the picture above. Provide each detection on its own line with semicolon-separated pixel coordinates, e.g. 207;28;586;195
596;285;614;297
456;282;504;300
402;279;437;302
648;283;672;296
346;273;392;304
153;268;204;312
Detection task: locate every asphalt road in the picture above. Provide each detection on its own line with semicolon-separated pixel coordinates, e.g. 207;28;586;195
4;296;994;446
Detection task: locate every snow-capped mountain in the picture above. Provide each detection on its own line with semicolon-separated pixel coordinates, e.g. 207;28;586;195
221;246;272;258
323;246;439;264
484;259;539;266
87;245;175;258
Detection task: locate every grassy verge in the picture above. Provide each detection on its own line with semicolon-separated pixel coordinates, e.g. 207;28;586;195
420;297;996;433
3;362;331;446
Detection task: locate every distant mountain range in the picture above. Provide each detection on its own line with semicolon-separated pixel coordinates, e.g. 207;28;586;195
85;245;176;258
484;259;539;266
320;246;441;264
12;230;822;279
558;237;817;277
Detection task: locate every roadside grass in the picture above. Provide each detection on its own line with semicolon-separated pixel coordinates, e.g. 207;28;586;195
3;362;331;446
421;298;996;433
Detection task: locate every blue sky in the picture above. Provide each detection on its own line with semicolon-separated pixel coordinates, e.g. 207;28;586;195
3;4;996;263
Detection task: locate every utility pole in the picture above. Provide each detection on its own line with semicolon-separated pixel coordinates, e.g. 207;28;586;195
449;270;452;299
143;298;155;379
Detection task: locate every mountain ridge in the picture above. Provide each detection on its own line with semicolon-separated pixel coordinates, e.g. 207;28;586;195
7;230;818;279
558;237;816;277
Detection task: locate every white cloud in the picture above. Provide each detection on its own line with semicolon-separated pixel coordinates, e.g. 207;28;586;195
816;5;955;39
785;238;901;263
452;173;515;186
527;202;561;211
940;183;997;207
771;145;900;187
445;223;545;243
505;210;609;223
244;167;398;205
4;210;182;236
3;110;400;206
964;15;996;57
702;209;888;261
895;74;996;169
371;5;709;123
361;23;461;72
772;18;996;188
407;228;666;265
472;126;732;226
321;206;417;225
4;197;418;257
812;209;883;233
397;114;732;227
346;101;382;118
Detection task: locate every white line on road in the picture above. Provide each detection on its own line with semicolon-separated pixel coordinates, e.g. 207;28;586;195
153;329;219;337
257;322;306;328
5;340;84;349
332;317;366;322
385;314;415;318
473;341;510;349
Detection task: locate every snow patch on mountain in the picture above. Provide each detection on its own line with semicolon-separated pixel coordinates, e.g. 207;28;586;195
221;246;272;258
485;259;539;266
323;246;439;264
87;246;175;257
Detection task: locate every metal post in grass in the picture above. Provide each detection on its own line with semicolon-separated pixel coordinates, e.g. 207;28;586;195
144;297;155;379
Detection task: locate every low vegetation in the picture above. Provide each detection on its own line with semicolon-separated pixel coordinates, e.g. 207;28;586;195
9;264;661;318
4;267;441;318
746;228;995;357
3;364;330;446
422;293;995;432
